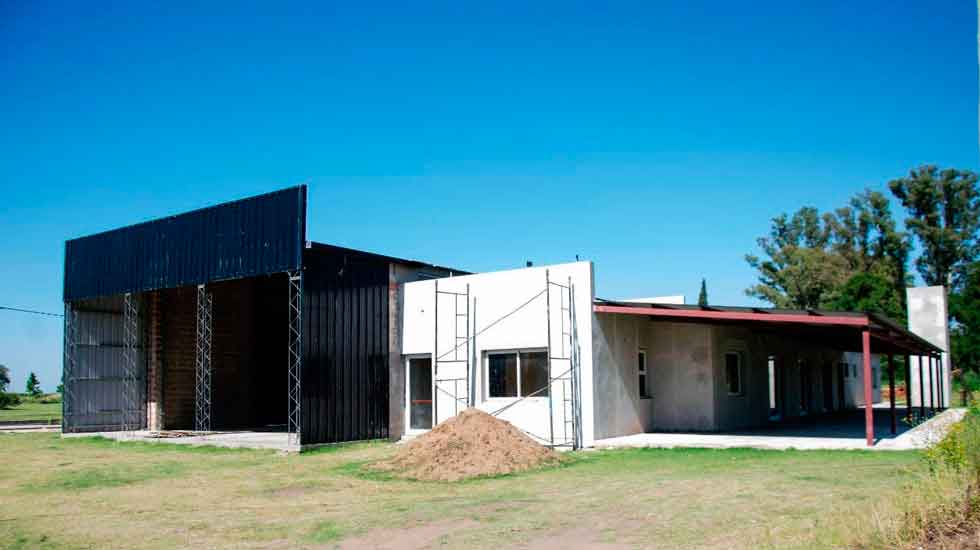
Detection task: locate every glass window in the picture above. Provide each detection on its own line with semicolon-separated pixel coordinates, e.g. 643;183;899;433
487;351;549;398
638;350;650;399
488;354;518;397
725;352;742;395
520;351;549;397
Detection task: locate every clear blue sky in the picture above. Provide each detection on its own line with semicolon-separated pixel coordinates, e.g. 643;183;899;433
1;1;977;391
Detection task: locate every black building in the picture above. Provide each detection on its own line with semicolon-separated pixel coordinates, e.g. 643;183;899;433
62;186;462;448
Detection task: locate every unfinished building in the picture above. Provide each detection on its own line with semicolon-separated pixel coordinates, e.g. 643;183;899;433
61;186;461;450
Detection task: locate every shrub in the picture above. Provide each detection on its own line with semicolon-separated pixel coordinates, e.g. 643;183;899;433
0;392;22;409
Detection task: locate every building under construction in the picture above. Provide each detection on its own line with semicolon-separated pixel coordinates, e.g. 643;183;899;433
61;186;461;450
63;186;950;452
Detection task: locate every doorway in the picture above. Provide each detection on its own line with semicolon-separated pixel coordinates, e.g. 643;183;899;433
406;357;433;432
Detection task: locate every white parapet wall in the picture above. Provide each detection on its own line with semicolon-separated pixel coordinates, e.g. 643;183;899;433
401;261;597;447
907;286;951;408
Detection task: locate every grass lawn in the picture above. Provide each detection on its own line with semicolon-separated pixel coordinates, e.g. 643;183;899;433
0;433;924;549
0;400;61;423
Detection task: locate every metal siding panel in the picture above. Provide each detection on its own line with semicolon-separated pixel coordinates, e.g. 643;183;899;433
64;186;305;301
299;248;391;445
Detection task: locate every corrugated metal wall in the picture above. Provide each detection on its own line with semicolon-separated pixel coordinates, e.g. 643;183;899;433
64;186;306;302
301;245;390;445
64;295;146;432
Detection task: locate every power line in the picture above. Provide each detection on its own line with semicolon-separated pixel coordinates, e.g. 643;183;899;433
0;306;63;318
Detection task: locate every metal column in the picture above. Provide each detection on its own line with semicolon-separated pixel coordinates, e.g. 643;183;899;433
918;355;925;421
888;354;896;435
121;293;141;432
62;302;77;433
194;284;213;432
862;330;874;447
287;271;303;446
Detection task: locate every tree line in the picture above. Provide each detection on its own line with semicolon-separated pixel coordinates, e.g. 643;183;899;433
745;165;980;374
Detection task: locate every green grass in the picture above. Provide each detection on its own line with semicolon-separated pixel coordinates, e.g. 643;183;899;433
0;399;61;423
0;432;926;549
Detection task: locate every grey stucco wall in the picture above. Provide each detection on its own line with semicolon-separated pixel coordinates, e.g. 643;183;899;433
648;321;715;431
591;313;655;439
710;327;769;431
907;286;951;408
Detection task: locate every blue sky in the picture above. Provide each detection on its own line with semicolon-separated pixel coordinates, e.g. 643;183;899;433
1;1;977;391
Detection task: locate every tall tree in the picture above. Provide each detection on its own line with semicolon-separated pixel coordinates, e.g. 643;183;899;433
888;165;980;288
951;262;980;374
698;279;708;307
25;372;41;397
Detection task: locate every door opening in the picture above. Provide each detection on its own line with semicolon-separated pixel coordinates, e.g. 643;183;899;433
407;357;433;431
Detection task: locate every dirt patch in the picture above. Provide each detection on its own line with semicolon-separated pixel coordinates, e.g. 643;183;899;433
335;519;476;549
372;408;561;482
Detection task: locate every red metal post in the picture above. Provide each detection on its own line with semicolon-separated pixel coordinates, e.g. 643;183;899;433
863;330;874;447
888;354;896;435
904;354;911;422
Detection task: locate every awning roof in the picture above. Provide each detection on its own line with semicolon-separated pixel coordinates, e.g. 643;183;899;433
593;299;943;356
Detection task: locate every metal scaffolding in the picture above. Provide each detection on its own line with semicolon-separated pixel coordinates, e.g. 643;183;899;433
62;302;77;433
433;281;470;422
194;284;213;432
546;271;579;449
121;292;141;432
287;271;303;446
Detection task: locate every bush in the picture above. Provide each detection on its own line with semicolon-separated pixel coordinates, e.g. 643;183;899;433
0;392;22;409
38;393;61;405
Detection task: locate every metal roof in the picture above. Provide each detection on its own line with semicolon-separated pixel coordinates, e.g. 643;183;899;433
594;299;944;356
65;186;306;301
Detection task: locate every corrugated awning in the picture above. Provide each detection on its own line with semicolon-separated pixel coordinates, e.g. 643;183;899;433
593;299;943;356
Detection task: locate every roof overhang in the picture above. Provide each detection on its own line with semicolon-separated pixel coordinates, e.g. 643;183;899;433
593;300;943;356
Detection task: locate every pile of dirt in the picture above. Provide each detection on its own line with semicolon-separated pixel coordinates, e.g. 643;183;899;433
373;408;561;481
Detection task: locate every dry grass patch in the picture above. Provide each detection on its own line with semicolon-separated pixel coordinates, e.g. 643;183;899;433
0;432;926;549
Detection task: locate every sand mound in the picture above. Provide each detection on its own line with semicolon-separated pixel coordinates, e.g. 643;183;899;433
374;408;561;481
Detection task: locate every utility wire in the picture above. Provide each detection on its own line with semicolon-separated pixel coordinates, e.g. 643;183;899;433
0;306;63;318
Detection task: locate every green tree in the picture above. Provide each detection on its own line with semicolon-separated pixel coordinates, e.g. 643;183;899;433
0;364;9;393
825;189;911;308
25;372;41;397
828;272;904;321
746;191;910;312
888;165;980;288
698;279;708;307
951;262;980;374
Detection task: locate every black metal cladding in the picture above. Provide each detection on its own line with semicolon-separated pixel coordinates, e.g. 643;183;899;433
301;244;390;445
64;186;306;301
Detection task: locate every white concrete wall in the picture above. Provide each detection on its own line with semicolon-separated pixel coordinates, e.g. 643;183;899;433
401;261;596;446
907;286;951;408
841;351;882;407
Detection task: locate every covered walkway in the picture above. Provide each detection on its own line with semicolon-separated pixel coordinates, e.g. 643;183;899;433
594;407;965;451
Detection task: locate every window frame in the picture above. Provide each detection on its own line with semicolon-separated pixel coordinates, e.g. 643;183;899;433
485;348;549;400
724;350;744;396
638;348;650;399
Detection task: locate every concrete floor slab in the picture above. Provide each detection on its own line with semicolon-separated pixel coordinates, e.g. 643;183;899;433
63;430;298;452
594;408;966;451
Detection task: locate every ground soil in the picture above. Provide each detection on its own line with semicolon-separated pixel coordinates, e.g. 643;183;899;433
372;408;561;482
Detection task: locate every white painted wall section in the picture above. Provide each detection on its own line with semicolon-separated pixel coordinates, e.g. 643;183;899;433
401;262;596;447
907;286;951;408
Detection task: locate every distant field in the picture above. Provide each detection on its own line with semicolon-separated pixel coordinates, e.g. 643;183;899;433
0;432;925;549
0;400;61;424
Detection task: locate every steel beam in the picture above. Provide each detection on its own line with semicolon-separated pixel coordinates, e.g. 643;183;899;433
862;330;874;447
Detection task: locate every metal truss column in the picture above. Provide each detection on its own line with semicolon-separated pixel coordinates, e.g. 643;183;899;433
122;292;140;432
62;303;77;433
195;284;213;432
287;271;303;446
